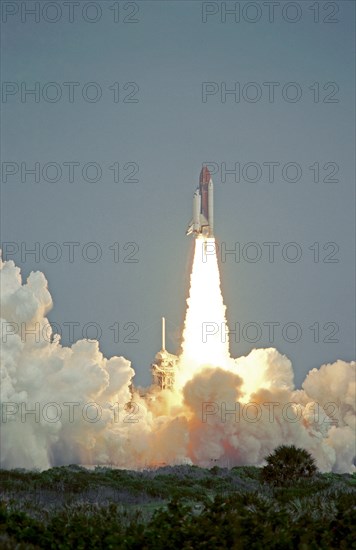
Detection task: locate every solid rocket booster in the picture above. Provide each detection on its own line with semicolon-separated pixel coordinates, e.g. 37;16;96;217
186;167;214;237
208;176;214;236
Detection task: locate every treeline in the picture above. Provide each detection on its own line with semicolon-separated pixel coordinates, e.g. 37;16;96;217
0;464;262;505
0;456;355;549
0;489;355;549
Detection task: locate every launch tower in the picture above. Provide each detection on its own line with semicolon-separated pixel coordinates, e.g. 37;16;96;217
151;317;178;390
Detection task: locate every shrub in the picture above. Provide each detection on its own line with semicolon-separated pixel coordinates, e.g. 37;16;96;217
261;445;317;487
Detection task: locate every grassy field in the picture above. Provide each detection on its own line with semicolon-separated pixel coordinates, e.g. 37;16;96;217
0;465;355;548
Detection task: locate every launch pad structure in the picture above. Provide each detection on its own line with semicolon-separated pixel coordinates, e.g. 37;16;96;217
151;317;178;390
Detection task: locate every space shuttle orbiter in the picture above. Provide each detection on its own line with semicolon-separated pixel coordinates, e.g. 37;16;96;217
186;166;214;237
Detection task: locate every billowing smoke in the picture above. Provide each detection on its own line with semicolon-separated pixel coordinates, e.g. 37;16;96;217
0;246;355;473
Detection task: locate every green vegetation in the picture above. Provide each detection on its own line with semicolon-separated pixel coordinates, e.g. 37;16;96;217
261;445;318;487
0;462;355;549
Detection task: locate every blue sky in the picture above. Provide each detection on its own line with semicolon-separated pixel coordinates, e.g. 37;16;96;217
1;0;355;387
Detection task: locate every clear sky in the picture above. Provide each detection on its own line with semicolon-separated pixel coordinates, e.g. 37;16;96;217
1;0;355;387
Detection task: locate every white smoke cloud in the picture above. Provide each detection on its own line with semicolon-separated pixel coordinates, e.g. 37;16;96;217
0;251;355;472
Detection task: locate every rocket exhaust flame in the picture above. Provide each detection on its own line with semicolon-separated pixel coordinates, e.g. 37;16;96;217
177;236;232;388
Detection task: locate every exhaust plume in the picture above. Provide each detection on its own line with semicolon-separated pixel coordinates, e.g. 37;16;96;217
0;248;355;472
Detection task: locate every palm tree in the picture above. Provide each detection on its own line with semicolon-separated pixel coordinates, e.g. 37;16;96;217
261;445;317;486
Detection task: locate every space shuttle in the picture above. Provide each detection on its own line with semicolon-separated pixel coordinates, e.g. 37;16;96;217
186;166;214;237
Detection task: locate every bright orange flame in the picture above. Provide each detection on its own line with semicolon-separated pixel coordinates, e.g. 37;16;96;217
176;236;274;400
177;237;233;387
